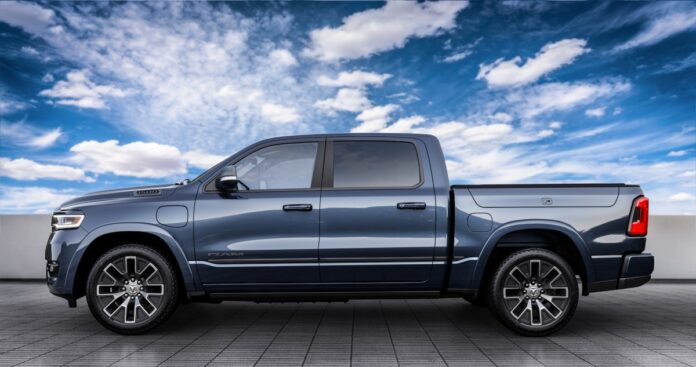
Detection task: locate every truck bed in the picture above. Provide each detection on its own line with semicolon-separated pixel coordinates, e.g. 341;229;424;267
446;183;650;295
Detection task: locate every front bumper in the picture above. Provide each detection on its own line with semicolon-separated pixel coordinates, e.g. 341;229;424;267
45;227;89;306
589;253;654;293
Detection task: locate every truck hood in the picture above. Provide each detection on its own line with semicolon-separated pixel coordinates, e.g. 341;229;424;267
57;183;180;211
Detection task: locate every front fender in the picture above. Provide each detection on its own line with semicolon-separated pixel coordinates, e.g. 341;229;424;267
471;220;595;292
63;223;199;295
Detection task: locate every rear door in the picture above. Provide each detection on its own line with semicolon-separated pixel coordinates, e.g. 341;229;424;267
318;137;437;286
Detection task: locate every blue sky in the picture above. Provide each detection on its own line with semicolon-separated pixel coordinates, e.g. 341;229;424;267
0;1;694;214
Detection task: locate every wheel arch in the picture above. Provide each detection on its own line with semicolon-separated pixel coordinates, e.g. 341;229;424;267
472;220;594;296
65;223;198;299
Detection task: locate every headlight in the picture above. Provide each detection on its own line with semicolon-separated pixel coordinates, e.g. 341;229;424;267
52;214;84;230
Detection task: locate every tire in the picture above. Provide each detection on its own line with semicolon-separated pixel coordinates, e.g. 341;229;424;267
86;244;179;335
487;248;578;337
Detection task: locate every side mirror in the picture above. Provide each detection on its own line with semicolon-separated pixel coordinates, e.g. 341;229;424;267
215;166;239;192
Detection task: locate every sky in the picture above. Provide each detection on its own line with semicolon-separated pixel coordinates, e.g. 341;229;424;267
0;1;694;214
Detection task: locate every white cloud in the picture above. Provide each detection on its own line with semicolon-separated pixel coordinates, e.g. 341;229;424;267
0;186;78;214
315;88;372;113
0;121;63;148
317;71;391;88
443;50;473;63
67;140;228;178
10;2;327;154
260;103;301;124
566;124;616;140
668;192;696;202
0;90;30;115
668;150;688;157
537;129;554;138
269;49;297;67
381;115;426;133
658;52;696;74
304;1;467;61
0;157;92;182
615;6;696;51
39;70;130;109
0;1;55;35
505;81;631;118
477;39;589;88
585;107;605;118
182;150;226;170
42;73;54;83
69;140;186;178
351;104;399;133
21;46;39;56
549;121;562;129
491;112;513;123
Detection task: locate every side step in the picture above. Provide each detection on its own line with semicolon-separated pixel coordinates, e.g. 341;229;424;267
207;290;441;303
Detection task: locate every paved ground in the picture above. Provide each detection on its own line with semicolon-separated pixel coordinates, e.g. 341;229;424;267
0;282;695;367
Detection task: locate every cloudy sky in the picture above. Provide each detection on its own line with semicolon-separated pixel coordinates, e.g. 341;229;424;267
0;1;694;214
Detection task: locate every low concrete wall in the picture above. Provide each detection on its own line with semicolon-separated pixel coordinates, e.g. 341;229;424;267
0;215;52;279
0;214;694;280
645;215;696;279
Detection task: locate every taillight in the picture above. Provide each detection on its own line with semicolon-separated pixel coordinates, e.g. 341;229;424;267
627;196;649;236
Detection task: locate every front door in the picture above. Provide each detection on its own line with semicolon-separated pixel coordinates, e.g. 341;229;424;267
319;138;437;287
194;140;324;291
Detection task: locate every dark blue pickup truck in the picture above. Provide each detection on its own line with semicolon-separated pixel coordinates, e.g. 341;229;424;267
46;133;654;336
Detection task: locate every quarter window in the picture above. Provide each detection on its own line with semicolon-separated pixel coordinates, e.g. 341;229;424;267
234;143;318;190
332;141;420;188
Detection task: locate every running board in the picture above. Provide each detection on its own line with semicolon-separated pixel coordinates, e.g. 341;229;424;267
207;290;442;302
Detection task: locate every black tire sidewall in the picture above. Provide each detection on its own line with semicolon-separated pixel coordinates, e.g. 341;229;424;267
488;248;579;337
86;244;179;335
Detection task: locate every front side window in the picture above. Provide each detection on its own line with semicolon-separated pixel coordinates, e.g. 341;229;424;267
234;143;318;190
333;141;420;188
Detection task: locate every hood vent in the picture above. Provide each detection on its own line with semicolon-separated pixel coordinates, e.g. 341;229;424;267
134;189;162;197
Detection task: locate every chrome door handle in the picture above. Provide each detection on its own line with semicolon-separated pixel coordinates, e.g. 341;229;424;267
283;204;313;211
397;202;426;210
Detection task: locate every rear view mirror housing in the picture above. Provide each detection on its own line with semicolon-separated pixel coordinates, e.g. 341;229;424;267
215;166;239;192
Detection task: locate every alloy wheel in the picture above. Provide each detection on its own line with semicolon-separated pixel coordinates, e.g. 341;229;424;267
502;259;570;327
95;255;165;324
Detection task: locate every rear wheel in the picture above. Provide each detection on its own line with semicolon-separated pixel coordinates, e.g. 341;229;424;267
488;248;578;336
86;244;179;334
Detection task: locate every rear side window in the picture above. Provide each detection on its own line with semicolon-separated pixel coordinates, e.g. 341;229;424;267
332;141;421;189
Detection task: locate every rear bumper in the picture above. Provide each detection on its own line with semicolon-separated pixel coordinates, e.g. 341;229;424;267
589;253;654;293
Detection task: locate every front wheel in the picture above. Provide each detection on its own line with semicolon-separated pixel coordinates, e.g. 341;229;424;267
86;244;179;334
488;248;578;336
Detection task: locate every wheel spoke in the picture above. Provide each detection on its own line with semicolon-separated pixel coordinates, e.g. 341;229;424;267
530;300;542;326
138;296;157;315
97;285;122;295
143;284;164;295
540;296;563;318
103;295;127;317
510;267;527;285
125;256;137;278
545;287;568;298
103;264;123;282
511;298;529;319
503;287;522;299
139;263;157;281
124;297;137;323
541;267;561;285
529;260;541;280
